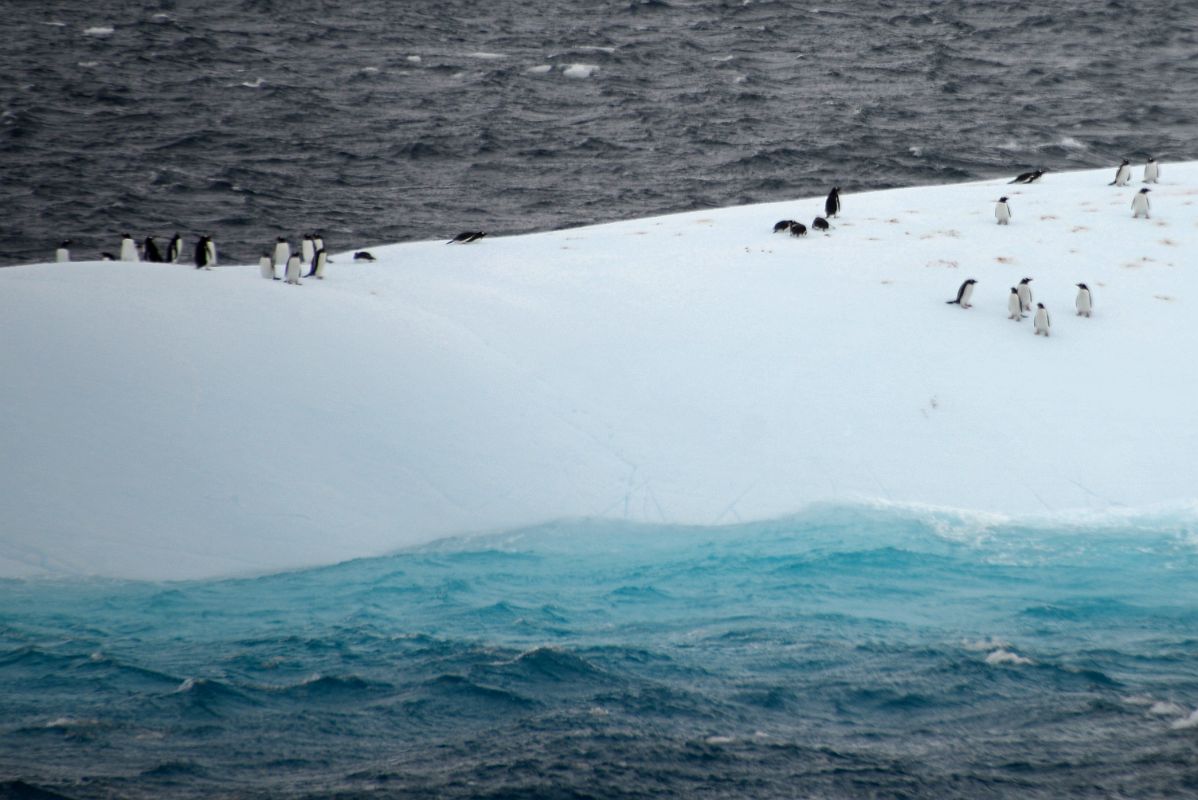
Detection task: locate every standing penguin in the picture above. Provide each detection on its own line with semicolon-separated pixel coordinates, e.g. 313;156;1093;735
1132;188;1151;218
204;235;217;267
259;253;275;280
1075;283;1093;317
273;237;290;272
946;278;977;308
55;240;71;262
285;253;302;285
194;236;210;269
1033;303;1051;337
313;232;325;254
824;187;841;218
308;249;327;279
119;234;139;262
1007;287;1022;320
1017;278;1033;315
1144;157;1160;183
301;233;315;267
995;197;1012;225
144;236;164;263
166;233;183;263
1110;159;1131;187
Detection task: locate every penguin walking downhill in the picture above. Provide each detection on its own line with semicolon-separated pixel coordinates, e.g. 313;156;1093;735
120;233;139;262
1110;159;1131;187
1007;287;1022;321
1132;188;1151;218
1033;303;1051;337
166;233;183;263
55;240;71;263
1017;278;1033;316
824;187;841;218
773;220;795;233
1144;157;1160;184
995;197;1012;225
1075;283;1093;317
143;236;164;263
946;278;976;308
812;216;830;233
789;222;808;237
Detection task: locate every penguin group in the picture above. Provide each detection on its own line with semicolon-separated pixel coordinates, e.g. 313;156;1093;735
54;232;212;266
772;187;840;237
947;276;1094;338
260;232;327;284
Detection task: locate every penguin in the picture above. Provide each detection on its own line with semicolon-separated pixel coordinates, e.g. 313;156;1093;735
1132;187;1151;218
166;233;183;263
812;216;830;232
1075;283;1093;317
353;250;376;261
773;220;794;233
1009;169;1044;184
313;233;325;254
448;231;486;243
995;197;1012;225
1033;303;1051;337
308;249;327;279
946;278;977;308
285;253;302;284
273;237;290;271
1017;278;1033;315
204;235;217;267
119;233;139;262
301;233;315;266
144;236;164;263
100;252;117;261
259;253;275;280
1144;157;1160;184
55;240;71;262
789;222;808;237
1007;287;1022;320
1110;158;1131;187
194;236;209;269
824;187;841;218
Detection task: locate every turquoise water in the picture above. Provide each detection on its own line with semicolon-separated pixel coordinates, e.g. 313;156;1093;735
2;505;1197;798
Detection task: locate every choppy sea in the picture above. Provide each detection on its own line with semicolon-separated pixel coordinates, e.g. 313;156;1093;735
2;0;1197;266
3;508;1198;798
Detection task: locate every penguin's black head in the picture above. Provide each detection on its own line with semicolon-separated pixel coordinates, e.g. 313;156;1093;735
1010;287;1018;293
277;236;286;241
965;279;977;285
1140;188;1151;193
1037;303;1045;308
1021;277;1032;283
998;196;1008;202
1076;283;1088;289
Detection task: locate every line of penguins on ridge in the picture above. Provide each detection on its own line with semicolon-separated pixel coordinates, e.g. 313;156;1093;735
52;227;489;279
775;157;1162;339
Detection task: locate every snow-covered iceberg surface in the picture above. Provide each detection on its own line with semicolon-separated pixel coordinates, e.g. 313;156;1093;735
3;164;1196;580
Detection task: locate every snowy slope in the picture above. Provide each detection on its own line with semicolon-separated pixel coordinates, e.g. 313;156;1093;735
2;164;1195;580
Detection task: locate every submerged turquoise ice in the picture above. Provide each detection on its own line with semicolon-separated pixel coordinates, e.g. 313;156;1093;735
2;506;1197;798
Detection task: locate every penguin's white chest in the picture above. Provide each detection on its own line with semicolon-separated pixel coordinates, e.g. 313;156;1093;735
995;203;1011;224
1076;289;1092;315
1008;293;1022;319
1034;308;1050;335
120;239;139;262
274;242;290;265
1017;284;1032;311
1145;162;1159;183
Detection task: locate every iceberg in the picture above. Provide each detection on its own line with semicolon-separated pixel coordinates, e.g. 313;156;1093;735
2;164;1195;580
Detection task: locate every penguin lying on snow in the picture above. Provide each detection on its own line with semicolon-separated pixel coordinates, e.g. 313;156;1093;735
812;216;830;232
772;220;796;233
1009;169;1045;184
448;231;486;244
353;251;376;261
788;222;807;237
946;279;976;308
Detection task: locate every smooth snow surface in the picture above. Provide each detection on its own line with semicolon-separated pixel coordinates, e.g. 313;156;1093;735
3;165;1196;579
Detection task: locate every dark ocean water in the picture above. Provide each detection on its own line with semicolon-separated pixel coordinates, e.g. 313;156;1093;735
3;508;1198;799
2;0;1197;266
